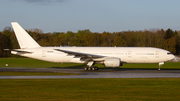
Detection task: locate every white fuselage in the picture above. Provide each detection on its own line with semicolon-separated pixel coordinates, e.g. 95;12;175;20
12;47;175;64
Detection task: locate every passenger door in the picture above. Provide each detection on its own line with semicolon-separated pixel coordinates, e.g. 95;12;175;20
42;50;46;57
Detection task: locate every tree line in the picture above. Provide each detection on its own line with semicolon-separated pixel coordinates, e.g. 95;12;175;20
0;27;180;57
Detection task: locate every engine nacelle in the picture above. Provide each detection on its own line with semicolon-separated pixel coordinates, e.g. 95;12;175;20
104;58;121;68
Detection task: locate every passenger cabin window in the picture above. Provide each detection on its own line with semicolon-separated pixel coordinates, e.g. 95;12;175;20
136;53;154;55
47;51;54;53
147;53;154;55
136;53;147;55
114;53;124;55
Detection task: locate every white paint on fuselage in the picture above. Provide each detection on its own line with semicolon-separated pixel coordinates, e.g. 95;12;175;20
12;47;175;64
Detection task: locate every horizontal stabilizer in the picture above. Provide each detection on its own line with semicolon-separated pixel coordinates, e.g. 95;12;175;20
4;49;33;54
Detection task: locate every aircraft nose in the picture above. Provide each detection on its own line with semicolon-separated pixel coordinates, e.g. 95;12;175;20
168;54;175;61
172;55;175;60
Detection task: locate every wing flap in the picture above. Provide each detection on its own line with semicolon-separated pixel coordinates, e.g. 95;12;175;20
54;49;104;61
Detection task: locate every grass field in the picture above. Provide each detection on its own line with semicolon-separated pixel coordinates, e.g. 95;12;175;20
0;58;86;68
0;58;180;69
0;78;180;101
0;58;180;100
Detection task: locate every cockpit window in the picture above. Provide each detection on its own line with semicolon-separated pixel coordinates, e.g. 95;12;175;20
167;52;172;55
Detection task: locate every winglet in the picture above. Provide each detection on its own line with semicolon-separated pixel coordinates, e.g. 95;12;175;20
11;22;41;49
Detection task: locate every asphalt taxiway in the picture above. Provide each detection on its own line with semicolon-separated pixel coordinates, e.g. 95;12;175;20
0;68;180;79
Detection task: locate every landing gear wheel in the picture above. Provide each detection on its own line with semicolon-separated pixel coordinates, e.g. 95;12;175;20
94;66;98;70
88;67;91;71
84;67;88;71
92;67;95;71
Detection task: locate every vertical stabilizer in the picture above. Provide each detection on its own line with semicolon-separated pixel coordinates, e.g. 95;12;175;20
11;22;41;49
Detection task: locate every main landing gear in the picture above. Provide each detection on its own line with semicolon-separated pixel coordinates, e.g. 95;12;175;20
84;66;98;71
84;61;99;71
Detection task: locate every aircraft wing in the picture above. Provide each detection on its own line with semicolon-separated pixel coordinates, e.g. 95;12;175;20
4;49;33;54
54;49;105;61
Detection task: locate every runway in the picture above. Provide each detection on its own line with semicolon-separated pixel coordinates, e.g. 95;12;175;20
0;68;180;79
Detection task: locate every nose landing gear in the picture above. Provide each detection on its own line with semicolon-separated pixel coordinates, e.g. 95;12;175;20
158;62;164;71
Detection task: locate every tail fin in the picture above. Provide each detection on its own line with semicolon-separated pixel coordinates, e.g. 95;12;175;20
11;22;41;49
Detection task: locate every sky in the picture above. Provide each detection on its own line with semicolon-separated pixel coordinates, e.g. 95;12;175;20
1;0;180;33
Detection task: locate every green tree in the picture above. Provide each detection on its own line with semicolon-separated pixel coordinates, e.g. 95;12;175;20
112;36;127;47
64;31;74;46
164;37;176;54
122;31;136;47
101;32;114;46
70;30;90;46
1;27;13;57
165;28;175;39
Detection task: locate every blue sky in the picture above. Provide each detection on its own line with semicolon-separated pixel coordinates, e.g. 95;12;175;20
1;0;180;33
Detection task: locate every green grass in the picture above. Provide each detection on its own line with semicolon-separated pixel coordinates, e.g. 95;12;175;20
119;62;180;69
0;58;86;68
0;58;180;100
0;78;180;101
0;58;180;69
0;72;78;76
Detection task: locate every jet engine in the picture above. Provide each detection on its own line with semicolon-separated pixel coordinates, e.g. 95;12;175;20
104;58;121;67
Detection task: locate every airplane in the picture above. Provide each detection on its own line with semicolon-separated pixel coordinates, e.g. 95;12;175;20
8;22;175;71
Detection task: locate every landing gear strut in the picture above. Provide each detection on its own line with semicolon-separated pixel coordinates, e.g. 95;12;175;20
84;61;99;71
158;62;164;71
